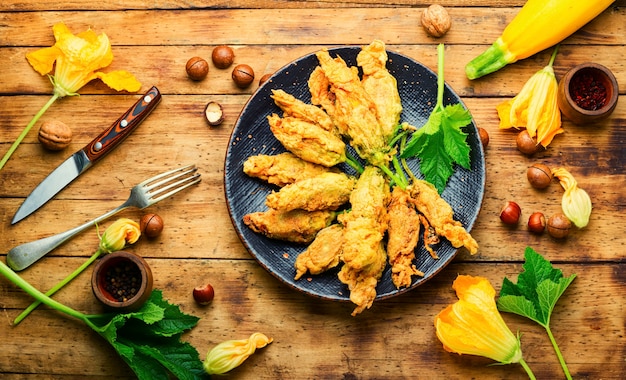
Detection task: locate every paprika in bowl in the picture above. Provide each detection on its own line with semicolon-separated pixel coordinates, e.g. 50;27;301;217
557;62;618;125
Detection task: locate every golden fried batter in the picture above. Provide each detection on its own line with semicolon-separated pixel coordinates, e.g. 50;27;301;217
243;209;336;244
357;40;402;141
243;152;340;187
265;172;356;211
268;113;346;167
387;186;424;289
315;49;389;166
271;89;336;134
308;66;336;118
294;224;344;280
408;180;478;255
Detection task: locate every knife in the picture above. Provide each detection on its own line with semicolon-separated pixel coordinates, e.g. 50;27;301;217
11;86;162;224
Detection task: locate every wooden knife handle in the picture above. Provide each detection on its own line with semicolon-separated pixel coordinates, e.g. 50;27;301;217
83;86;162;162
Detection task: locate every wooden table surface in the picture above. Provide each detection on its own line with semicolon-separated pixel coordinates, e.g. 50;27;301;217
1;1;624;379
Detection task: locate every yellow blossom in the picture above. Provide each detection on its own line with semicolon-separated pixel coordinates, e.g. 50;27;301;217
0;22;141;171
552;167;592;228
496;46;562;148
99;218;141;253
434;275;524;365
203;332;273;375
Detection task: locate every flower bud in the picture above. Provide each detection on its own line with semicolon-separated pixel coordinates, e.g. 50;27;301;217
99;218;141;253
551;168;592;228
203;332;273;375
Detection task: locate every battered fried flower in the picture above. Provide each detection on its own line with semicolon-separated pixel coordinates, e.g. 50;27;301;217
357;40;402;142
308;66;336;118
408;180;478;255
268;113;346;167
314;49;390;166
294;224;344;280
265;172;356;212
243;209;336;244
337;166;390;315
243;152;340;187
387;186;424;289
271;89;336;134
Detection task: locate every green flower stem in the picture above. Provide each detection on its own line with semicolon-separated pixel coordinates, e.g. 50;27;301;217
435;43;445;112
344;152;364;174
545;325;572;380
0;260;88;323
13;249;105;325
0;93;60;171
519;358;537;380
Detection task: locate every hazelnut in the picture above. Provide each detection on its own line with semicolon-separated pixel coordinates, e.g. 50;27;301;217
527;212;546;234
140;213;164;238
193;284;215;305
421;4;452;38
232;64;255;88
478;127;489;149
516;130;543;156
211;45;235;69
500;201;521;225
547;213;571;239
38;120;72;151
527;163;553;189
204;101;224;126
186;57;209;81
259;73;273;87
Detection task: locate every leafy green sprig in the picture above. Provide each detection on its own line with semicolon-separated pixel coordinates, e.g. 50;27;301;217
0;260;207;379
497;247;576;380
400;43;473;194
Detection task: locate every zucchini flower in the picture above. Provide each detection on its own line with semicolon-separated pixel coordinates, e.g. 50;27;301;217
0;22;142;171
13;218;141;325
435;275;536;379
552;167;592;228
203;332;273;375
496;46;562;148
99;217;141;253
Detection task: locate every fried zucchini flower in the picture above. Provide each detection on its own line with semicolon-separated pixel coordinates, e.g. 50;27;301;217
551;167;592;228
203;332;273;375
496;46;562;148
0;22;141;171
435;275;535;378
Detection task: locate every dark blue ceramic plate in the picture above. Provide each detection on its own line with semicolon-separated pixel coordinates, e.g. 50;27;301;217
224;46;485;302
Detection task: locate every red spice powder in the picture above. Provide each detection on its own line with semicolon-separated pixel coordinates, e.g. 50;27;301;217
569;72;607;111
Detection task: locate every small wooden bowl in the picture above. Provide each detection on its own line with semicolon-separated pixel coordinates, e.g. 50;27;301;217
91;251;153;311
557;62;619;125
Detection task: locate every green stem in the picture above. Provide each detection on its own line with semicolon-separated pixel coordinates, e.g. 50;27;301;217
13;249;104;325
545;324;572;380
0;93;60;171
344;152;364;174
435;43;445;111
0;260;88;323
548;45;559;68
519;358;537;380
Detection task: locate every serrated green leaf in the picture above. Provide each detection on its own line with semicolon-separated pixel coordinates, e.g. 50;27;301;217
497;247;576;328
496;294;539;323
416;131;454;193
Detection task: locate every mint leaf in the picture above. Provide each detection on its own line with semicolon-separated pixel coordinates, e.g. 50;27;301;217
497;247;576;327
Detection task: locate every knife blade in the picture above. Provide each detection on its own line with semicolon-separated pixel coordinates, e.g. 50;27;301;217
11;86;162;224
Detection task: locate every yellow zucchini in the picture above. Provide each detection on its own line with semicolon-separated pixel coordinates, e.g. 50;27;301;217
466;0;615;80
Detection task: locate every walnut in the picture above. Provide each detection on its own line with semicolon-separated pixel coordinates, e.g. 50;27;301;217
421;4;452;38
38;120;72;151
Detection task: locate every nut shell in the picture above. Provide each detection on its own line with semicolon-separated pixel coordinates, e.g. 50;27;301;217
527;163;553;189
500;201;521;225
212;45;235;69
516;130;542;156
38;120;72;151
186;57;209;81
204;101;224;126
232;64;255;88
421;4;452;38
547;213;571;239
140;213;164;238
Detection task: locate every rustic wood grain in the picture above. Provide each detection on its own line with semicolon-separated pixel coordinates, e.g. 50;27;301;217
1;1;624;379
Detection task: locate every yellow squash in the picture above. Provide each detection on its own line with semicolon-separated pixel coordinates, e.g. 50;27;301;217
466;0;615;80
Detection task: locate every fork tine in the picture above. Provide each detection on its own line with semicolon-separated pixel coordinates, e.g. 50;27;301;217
144;165;197;191
148;173;202;204
139;164;196;187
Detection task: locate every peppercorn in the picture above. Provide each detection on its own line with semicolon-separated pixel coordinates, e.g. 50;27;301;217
103;262;142;302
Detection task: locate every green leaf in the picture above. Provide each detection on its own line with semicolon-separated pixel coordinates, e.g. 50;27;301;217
497;247;576;328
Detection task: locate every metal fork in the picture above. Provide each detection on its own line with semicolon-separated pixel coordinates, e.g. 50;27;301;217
6;164;201;271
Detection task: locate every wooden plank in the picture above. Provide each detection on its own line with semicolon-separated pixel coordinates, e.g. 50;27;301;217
0;7;622;47
1;260;624;378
